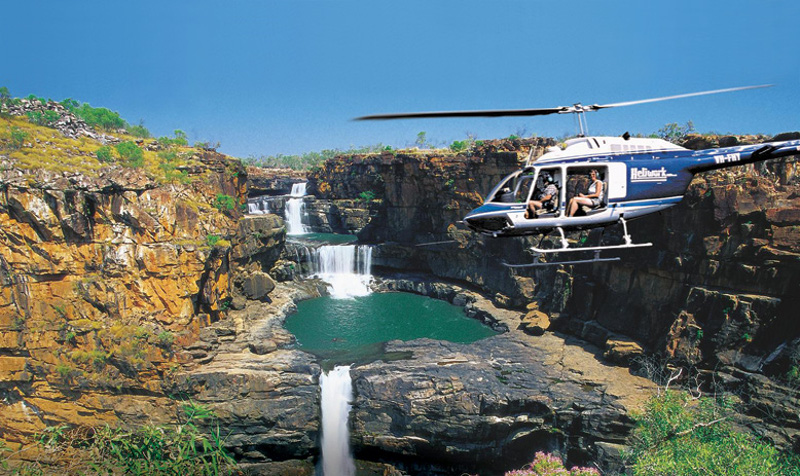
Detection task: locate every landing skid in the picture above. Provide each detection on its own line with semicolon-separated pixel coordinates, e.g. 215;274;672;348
504;251;621;268
504;217;651;267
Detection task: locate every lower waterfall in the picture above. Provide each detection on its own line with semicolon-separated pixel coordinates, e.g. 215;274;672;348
320;365;355;476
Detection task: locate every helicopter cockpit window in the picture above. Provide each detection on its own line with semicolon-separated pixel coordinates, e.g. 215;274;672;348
488;171;521;203
514;173;535;203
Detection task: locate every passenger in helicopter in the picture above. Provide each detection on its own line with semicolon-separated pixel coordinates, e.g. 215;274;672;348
525;171;558;219
567;169;604;217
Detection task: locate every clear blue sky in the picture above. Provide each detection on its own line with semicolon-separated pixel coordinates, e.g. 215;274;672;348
3;1;798;158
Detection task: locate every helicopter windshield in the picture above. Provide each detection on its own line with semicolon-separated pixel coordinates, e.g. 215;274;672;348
486;171;522;203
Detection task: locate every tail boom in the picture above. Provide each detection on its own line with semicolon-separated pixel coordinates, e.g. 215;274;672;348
688;139;800;174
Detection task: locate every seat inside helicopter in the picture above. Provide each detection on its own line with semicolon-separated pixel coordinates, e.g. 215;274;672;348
488;165;610;218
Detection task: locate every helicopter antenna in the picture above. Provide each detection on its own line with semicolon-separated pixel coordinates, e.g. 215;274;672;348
354;85;774;133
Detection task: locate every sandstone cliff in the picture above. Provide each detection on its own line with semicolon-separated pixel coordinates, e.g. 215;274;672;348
0;110;290;458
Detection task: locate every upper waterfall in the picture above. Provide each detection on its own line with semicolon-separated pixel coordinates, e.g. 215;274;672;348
286;182;308;235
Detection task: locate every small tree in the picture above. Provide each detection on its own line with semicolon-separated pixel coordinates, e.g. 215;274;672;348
415;131;428;148
173;129;188;146
115;141;144;167
127;120;151;138
657;121;695;143
627;390;799;475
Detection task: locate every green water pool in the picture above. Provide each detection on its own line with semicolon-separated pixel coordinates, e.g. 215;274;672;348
284;292;497;365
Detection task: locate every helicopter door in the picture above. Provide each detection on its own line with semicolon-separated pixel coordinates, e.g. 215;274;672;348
530;167;562;217
566;166;608;216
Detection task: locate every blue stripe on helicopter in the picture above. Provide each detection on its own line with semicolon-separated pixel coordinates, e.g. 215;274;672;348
610;196;683;208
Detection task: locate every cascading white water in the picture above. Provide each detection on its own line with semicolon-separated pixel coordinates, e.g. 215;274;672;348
247;195;271;215
320;365;355;476
290;182;307;197
286;182;308;235
312;245;372;299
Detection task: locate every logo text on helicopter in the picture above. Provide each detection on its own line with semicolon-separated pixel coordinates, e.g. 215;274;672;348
713;152;742;165
630;167;677;183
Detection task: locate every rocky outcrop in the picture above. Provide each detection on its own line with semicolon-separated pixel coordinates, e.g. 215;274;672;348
350;277;655;474
1;98;101;140
304;197;378;235
246;166;306;197
165;281;326;475
0;140;268;455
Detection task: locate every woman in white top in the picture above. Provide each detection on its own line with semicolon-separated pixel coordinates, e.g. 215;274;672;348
567;169;603;217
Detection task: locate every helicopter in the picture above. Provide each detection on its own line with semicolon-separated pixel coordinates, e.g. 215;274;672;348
356;85;800;266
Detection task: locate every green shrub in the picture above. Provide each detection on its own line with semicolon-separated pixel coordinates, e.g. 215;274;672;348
627;390;799;475
9;126;27;149
127;122;151;138
55;364;75;380
157;331;175;348
26;110;60;127
115;141;144;167
65;331;77;345
74;103;125;131
158;150;177;162
358;190;375;202
157;129;189;148
214;194;236;211
20;401;236;475
505;452;598;475
206;235;221;247
159;160;191;184
450;140;468;152
60;97;80;111
96;145;115;163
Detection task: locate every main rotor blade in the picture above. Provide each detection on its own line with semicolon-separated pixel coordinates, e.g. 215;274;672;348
354;84;773;121
594;84;773;110
354;107;566;121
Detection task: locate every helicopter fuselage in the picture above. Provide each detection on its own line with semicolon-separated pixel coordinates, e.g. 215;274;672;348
463;136;800;237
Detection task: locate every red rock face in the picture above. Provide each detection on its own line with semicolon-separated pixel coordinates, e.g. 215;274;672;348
0;149;264;451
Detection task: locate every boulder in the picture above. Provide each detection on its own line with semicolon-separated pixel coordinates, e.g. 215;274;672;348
604;337;644;365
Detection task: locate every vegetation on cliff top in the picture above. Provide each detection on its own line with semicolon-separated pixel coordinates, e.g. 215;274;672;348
241;123;715;171
0;87;226;184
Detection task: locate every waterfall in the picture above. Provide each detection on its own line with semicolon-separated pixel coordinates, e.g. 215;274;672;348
286;182;308;235
290;182;307;197
247;195;271;215
320;365;355;476
311;245;373;299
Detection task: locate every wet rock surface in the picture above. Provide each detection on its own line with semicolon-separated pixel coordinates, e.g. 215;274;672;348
350;279;654;475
